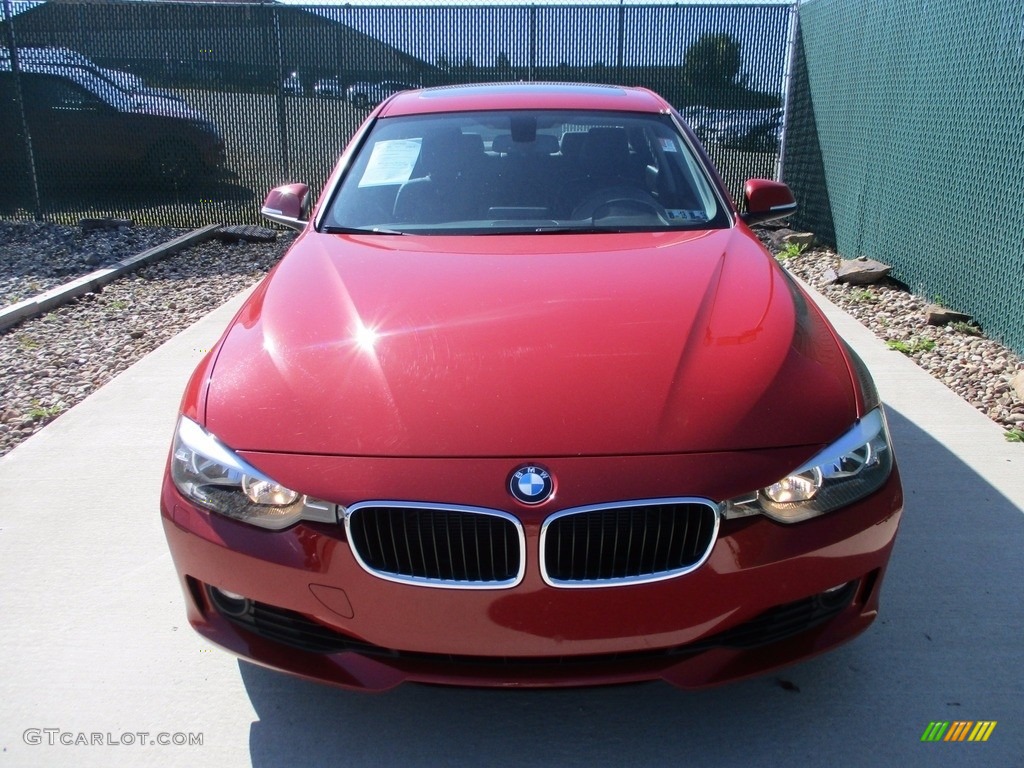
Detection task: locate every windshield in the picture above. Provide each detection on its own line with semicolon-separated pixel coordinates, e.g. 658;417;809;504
74;69;131;109
322;109;728;235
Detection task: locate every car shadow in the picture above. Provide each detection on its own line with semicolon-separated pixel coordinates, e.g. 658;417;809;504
239;405;1024;767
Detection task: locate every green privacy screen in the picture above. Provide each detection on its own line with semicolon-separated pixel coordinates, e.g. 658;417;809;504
785;0;1024;354
0;0;791;227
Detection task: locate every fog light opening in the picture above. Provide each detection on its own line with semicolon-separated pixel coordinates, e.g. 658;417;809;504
818;580;857;610
209;586;252;618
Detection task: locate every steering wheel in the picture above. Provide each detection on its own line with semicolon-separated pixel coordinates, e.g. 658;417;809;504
570;186;668;223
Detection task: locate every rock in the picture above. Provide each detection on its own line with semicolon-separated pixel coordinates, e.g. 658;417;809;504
770;228;794;245
836;257;891;285
1012;371;1024;403
80;218;134;232
925;304;973;326
216;225;278;244
823;267;839;284
129;330;145;339
782;232;815;247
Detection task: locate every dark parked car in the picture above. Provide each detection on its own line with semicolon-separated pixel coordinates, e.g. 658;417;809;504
99;66;187;105
313;77;347;99
163;82;903;692
346;79;417;108
681;106;783;153
0;61;224;188
283;72;303;96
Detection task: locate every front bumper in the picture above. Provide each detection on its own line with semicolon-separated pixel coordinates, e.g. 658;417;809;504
161;459;902;691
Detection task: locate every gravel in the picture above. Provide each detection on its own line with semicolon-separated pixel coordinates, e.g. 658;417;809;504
0;222;293;457
0;220;186;307
1;220;1021;459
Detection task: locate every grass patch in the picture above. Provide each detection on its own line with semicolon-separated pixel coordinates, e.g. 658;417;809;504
28;401;65;421
1005;428;1024;443
848;288;877;304
886;337;936;355
950;321;982;336
17;335;39;351
776;242;807;260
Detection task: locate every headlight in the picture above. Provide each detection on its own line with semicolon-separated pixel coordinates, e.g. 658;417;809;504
724;407;894;524
170;416;307;530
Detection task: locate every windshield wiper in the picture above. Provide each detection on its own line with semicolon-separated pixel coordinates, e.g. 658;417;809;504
321;225;405;235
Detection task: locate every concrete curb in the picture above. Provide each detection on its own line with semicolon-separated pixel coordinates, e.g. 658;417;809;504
0;223;222;333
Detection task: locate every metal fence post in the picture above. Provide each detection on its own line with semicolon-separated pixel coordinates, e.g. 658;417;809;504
776;0;801;182
2;0;43;221
616;0;625;82
529;4;536;82
271;3;291;181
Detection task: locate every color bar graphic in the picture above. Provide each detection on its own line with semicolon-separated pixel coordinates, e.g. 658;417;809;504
921;721;996;743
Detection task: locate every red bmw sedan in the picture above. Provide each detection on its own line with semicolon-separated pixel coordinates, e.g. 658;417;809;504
161;83;903;691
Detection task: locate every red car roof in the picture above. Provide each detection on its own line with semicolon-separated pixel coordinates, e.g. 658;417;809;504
378;82;672;117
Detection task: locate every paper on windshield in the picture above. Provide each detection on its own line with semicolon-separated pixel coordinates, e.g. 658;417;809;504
358;139;422;187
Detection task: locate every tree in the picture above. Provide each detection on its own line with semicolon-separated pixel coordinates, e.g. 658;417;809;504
682;33;742;89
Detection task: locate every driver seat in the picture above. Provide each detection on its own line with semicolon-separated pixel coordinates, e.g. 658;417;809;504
393;131;487;224
558;127;644;217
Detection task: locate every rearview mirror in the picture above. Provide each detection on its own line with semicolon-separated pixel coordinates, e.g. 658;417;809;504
740;179;797;225
261;183;310;231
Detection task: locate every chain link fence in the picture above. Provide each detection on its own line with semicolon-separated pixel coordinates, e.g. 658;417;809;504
1;0;792;227
785;0;1024;354
4;0;1022;353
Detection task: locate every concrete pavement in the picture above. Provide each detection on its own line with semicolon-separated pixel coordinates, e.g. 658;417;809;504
0;281;1021;768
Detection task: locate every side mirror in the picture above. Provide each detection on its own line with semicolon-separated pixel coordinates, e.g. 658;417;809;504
261;183;310;231
740;179;797;225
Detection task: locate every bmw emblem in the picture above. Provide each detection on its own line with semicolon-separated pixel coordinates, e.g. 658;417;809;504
509;465;554;505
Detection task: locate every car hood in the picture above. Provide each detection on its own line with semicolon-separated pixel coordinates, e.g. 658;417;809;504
203;228;856;456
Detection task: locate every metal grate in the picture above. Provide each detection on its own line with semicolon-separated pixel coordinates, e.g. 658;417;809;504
540;499;719;587
709;580;857;648
345;502;525;589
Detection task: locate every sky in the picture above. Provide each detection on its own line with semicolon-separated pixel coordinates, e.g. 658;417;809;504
4;0;793;11
304;2;793;92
